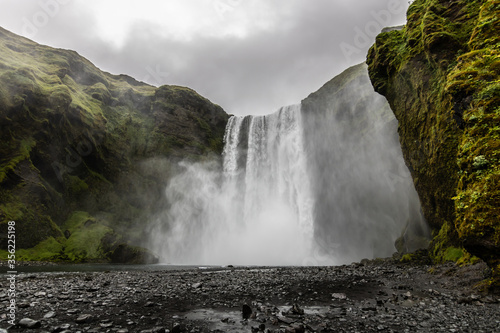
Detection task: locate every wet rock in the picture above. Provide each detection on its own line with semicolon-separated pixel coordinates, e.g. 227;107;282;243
53;323;71;331
43;311;56;319
171;322;183;333
289;303;304;315
332;293;347;300
191;282;202;289
242;304;253;319
292;323;306;333
277;316;294;324
285;324;305;333
330;307;347;316
19;318;41;329
110;243;159;264
17;302;30;308
7;259;500;332
361;306;377;312
75;314;92;323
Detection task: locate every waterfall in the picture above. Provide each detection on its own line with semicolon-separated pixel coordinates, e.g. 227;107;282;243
223;105;314;241
148;66;429;266
151;105;317;265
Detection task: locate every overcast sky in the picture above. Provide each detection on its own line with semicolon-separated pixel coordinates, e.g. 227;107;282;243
0;0;409;115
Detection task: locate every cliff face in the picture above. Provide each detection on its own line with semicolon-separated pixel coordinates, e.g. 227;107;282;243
367;0;499;275
0;27;229;262
301;63;429;262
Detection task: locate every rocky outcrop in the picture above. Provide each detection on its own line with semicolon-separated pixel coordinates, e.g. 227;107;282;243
0;27;229;262
301;63;429;261
367;0;499;278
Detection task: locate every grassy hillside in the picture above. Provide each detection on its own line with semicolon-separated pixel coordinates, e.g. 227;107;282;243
0;27;229;263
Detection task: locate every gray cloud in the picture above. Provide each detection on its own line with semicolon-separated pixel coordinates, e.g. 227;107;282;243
0;0;409;115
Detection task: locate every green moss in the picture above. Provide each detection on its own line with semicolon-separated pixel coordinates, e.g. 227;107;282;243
399;249;432;264
368;0;500;275
449;0;500;262
12;211;114;262
0;201;26;221
64;223;112;261
0;26;229;263
67;175;89;195
63;211;94;231
429;221;477;264
84;82;111;103
456;251;482;266
0;137;35;183
401;253;415;262
16;237;64;261
0;204;63;249
442;247;465;261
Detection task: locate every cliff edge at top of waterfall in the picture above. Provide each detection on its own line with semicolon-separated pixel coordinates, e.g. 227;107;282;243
0;26;229;263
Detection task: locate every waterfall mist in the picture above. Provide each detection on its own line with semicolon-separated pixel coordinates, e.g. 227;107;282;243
148;64;428;266
149;105;315;265
299;64;429;264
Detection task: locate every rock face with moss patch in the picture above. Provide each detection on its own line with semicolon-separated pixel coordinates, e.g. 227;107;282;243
0;27;229;263
367;0;499;275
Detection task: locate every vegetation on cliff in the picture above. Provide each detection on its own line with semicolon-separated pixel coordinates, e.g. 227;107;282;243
0;27;229;263
367;0;499;284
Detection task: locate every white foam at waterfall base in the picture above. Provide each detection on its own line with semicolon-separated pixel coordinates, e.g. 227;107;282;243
149;105;317;266
148;101;427;266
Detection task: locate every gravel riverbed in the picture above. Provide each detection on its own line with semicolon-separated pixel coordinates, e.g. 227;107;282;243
1;258;499;332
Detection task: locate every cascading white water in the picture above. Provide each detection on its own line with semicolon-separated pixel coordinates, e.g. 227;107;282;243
148;65;429;266
223;105;314;241
151;105;317;265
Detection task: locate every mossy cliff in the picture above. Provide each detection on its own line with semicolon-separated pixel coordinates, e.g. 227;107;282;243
367;0;499;279
0;27;229;263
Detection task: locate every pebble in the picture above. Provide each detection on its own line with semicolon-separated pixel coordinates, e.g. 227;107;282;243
75;314;92;323
19;318;41;329
43;311;56;319
3;260;498;332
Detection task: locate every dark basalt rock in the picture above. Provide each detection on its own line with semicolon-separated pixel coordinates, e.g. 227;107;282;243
109;243;159;265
